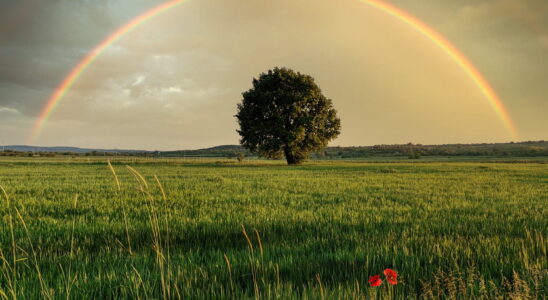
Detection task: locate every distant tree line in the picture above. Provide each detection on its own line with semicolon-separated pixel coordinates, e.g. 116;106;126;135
2;141;546;159
0;150;59;157
311;141;548;159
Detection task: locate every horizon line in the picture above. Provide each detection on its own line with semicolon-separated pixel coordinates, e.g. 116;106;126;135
3;139;545;153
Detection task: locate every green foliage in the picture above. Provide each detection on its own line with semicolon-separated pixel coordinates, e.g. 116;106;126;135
0;157;546;298
408;151;421;159
236;67;341;164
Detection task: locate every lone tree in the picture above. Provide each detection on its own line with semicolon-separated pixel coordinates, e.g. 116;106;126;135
236;67;341;165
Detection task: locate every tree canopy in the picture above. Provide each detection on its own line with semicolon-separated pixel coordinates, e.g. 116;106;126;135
236;67;341;165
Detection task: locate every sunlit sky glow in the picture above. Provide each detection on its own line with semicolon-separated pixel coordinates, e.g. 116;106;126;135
0;0;546;150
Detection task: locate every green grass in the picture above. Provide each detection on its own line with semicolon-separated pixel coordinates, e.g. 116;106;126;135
0;158;546;299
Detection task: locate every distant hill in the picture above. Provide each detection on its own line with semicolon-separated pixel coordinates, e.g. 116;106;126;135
2;145;243;153
199;145;245;151
2;145;148;154
160;145;247;157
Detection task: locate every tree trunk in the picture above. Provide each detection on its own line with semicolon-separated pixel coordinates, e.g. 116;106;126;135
284;146;303;165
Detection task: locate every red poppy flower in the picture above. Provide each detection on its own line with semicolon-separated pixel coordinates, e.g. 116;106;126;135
368;275;382;287
383;268;398;285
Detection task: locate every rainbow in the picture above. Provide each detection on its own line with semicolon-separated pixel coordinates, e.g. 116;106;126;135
28;0;188;142
358;0;518;138
28;0;519;142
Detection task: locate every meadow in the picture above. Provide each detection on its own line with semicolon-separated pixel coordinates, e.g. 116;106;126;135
0;157;546;299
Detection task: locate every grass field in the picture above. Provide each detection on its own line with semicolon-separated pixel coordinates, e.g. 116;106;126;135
0;158;546;299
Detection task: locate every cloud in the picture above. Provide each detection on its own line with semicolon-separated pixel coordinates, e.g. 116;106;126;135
448;0;547;40
0;0;546;148
0;106;19;114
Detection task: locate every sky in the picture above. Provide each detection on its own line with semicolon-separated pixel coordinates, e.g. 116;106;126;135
0;0;546;150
